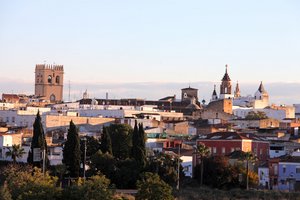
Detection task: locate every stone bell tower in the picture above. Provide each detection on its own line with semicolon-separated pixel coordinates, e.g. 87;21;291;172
35;64;64;103
220;64;233;99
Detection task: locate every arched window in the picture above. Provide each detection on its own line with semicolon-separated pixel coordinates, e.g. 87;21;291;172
50;94;56;102
48;75;52;83
56;76;60;84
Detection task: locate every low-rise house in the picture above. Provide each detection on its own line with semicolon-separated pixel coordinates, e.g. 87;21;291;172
258;163;270;189
278;150;300;191
196;132;270;162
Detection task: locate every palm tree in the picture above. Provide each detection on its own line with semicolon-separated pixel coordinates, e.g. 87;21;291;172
6;144;25;163
196;143;210;186
242;151;257;190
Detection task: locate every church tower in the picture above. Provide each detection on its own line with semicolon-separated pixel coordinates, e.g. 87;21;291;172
211;85;218;101
253;81;269;109
220;64;233;99
234;81;241;98
35;64;64;103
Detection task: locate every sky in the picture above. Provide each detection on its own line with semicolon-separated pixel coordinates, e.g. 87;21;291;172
0;1;300;103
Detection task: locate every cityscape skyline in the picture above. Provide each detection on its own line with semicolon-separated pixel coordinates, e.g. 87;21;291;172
1;1;300;104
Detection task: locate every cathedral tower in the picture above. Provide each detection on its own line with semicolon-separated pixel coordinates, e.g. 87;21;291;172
234;81;241;98
35;64;64;103
220;64;233;99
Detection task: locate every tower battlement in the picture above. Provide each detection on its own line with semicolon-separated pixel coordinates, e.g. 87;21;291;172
35;64;64;71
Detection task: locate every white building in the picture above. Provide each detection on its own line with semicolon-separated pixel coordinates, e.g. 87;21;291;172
181;155;193;177
258;166;270;189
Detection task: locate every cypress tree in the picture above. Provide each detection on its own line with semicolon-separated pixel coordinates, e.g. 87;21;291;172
63;120;81;178
27;110;48;168
138;123;146;167
131;120;139;157
100;127;112;154
138;123;146;153
131;122;146;168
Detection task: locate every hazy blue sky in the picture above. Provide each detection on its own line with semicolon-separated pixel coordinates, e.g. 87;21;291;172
1;1;300;103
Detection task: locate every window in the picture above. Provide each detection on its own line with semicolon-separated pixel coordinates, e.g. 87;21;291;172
260;149;263;155
213;147;217;154
231;148;235;152
56;76;60;84
12;117;15;123
48;75;52;83
6;117;9;123
222;147;226;154
296;167;300;174
283;165;286;174
50;94;56;102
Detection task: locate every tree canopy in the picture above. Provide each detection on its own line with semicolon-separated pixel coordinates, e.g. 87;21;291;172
245;111;268;120
136;172;174;200
63;120;81;178
27;111;48;167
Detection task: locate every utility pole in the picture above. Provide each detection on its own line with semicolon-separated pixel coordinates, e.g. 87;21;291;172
177;141;181;190
42;148;46;176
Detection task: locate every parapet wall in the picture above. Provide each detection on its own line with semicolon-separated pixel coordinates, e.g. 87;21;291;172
36;64;64;71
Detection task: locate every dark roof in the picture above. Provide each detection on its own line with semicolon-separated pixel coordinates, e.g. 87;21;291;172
280;155;300;163
212;85;217;96
159;96;176;101
222;66;231;81
258;82;266;93
198;131;266;141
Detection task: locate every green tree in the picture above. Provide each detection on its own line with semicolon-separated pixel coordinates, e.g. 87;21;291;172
147;152;182;187
136;172;174;200
0;182;12;200
62;175;114;200
63;120;81;178
90;151;116;179
53;164;67;187
113;158;140;189
100;127;112;154
5;144;25;163
195;143;210;186
245;111;268;120
107;124;133;160
132;121;146;168
2;164;60;200
80;135;101;171
27;111;48;167
131;120;139;156
196;156;232;189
